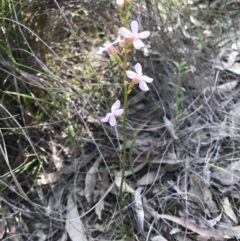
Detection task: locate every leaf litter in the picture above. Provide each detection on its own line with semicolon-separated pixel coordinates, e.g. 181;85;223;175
4;1;240;241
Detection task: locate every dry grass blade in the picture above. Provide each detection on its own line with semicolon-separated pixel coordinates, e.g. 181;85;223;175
65;194;88;241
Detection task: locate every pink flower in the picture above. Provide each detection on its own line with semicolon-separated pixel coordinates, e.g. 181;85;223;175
119;20;150;49
96;36;121;55
101;100;124;126
126;63;153;91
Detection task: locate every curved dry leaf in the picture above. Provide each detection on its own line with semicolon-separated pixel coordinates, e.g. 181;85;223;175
115;175;134;193
162;116;178;140
85;157;101;204
159;214;223;239
142;196;161;221
216;80;238;94
222;197;238;224
134;187;145;236
137;169;165;186
66;195;88;241
95;199;104;221
207;212;222;227
226;65;240;75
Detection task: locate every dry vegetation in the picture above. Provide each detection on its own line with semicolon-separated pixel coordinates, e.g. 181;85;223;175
1;0;240;240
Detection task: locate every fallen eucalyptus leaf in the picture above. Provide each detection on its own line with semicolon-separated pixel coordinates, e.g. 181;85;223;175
66;195;88;241
85;157;101;204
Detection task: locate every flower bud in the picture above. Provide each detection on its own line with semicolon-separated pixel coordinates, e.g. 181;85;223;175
116;0;124;8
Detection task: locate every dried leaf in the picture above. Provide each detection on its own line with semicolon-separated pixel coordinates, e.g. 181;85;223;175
134;187;145;236
143;197;224;239
212;164;240;186
95;199;104;221
104;155;184;164
85;157;101;204
35;230;47;241
36;172;60;185
137;169;165;186
95;167;109;220
151;234;168;241
0;217;5;239
203;165;211;187
65;195;88;241
220;224;240;238
115;175;134;193
189;174;219;217
174;233;193;241
159;214;224;239
222;197;238;224
142;196;161;221
122;159;148;177
216;81;238;94
226;64;240;74
207;212;222;227
162;116;178;140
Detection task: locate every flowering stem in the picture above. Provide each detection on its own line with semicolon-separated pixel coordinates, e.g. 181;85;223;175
119;17;129;210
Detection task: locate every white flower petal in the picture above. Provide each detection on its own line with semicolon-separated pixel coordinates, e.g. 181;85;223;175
131;20;139;34
139;80;149;91
101;113;111;122
109;115;117;126
126;70;138;79
117;0;124;6
119;27;133;38
114;109;123;116
103;41;111;48
113;36;121;44
135;63;142;75
141;75;153;83
138;31;150;39
133;39;144;49
96;48;105;54
111;100;120;112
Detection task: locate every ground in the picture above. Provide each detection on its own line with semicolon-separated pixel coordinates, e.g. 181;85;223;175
1;0;240;240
